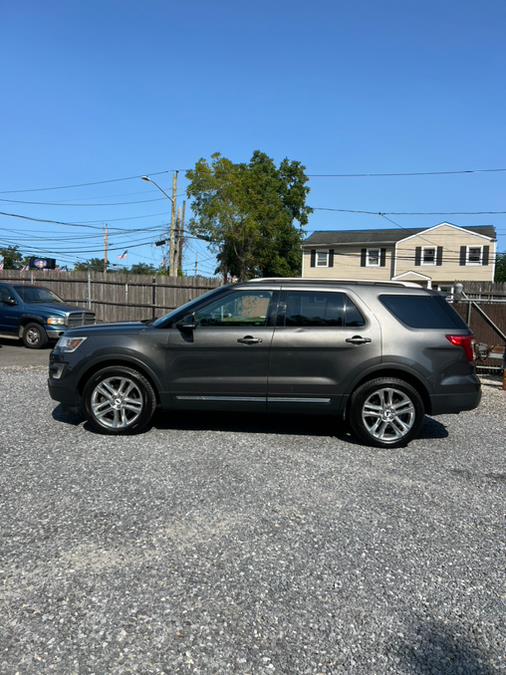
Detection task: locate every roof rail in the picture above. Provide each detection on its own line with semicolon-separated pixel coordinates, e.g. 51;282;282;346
247;277;422;288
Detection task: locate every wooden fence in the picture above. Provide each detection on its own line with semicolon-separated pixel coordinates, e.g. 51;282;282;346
458;280;506;301
1;271;505;346
0;270;221;322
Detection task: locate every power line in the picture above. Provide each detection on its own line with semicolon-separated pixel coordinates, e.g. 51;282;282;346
307;167;506;178
0;169;178;195
0;210;171;232
0;196;165;207
311;207;506;216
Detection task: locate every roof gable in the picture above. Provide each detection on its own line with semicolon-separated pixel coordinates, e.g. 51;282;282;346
303;223;496;247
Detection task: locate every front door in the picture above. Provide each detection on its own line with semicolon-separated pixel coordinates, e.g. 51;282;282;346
268;287;381;412
164;287;278;410
0;284;21;336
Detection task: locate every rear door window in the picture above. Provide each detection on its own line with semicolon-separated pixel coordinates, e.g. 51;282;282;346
379;294;468;329
280;291;365;327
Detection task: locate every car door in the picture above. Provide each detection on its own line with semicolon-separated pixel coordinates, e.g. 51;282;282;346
0;284;21;336
267;286;381;412
163;287;279;410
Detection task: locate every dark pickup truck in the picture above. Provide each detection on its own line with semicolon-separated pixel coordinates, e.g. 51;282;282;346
0;282;95;348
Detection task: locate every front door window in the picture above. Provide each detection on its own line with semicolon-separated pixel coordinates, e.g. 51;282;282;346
194;291;273;327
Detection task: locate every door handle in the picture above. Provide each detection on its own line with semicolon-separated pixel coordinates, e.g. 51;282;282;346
238;335;262;344
345;335;372;345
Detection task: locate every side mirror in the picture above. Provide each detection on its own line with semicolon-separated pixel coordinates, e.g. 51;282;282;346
4;297;17;306
176;313;197;330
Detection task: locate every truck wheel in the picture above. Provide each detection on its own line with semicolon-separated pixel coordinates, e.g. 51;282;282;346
22;322;48;349
348;377;425;448
83;366;157;435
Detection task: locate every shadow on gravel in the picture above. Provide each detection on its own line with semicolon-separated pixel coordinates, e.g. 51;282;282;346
151;410;448;444
52;403;84;426
51;405;448;444
390;621;495;675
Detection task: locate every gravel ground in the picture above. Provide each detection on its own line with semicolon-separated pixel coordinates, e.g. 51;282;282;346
0;367;504;674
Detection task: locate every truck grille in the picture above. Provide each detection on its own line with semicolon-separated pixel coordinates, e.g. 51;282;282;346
66;311;96;328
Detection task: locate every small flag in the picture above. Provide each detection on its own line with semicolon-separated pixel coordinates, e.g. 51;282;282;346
117;250;128;260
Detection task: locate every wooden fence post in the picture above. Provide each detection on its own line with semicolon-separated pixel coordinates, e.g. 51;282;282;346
87;271;92;309
152;277;156;320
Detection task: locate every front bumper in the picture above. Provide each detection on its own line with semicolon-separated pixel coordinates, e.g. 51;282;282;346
46;327;66;339
48;352;82;407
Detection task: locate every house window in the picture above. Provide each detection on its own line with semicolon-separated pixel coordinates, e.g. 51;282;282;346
366;248;380;267
467;246;482;265
315;250;329;267
422;247;436;265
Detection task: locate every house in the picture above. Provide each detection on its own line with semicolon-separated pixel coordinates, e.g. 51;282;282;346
301;222;497;293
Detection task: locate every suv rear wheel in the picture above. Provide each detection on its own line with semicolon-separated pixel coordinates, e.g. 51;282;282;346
83;366;157;435
349;377;425;448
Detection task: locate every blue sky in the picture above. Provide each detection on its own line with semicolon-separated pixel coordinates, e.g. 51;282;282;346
1;0;505;274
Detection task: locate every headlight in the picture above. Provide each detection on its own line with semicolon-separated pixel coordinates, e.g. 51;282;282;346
47;316;66;326
56;336;87;352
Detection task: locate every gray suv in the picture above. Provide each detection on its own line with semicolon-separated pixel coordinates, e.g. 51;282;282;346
48;278;480;447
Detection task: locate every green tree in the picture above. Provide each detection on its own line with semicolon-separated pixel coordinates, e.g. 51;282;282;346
129;262;159;275
186;151;312;280
495;253;506;282
0;246;23;269
74;258;109;272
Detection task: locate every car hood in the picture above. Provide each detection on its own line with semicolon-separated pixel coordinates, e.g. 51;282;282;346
23;302;90;315
64;321;148;337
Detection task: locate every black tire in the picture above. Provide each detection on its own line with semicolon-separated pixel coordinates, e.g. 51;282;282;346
83;366;157;435
348;377;425;448
22;322;48;349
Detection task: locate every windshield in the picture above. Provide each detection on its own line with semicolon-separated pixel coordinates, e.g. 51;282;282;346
152;286;226;327
14;286;64;304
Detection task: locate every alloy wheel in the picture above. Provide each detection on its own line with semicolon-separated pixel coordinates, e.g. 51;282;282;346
25;327;41;346
361;387;415;443
90;376;144;429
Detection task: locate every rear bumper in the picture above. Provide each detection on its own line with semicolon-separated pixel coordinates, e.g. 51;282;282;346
429;379;482;415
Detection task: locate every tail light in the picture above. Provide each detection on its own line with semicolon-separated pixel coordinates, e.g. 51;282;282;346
446;334;475;362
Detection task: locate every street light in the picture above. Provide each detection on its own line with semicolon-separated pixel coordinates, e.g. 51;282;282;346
141;173;178;275
141;175;174;203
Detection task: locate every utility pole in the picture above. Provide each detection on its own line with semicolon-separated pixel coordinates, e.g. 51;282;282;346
175;200;186;276
194;252;198;277
104;224;109;273
169;170;178;276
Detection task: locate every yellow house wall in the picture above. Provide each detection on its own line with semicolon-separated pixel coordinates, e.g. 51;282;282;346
301;245;394;280
394;225;496;282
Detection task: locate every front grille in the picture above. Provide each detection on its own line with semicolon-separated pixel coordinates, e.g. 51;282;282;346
66;311;96;328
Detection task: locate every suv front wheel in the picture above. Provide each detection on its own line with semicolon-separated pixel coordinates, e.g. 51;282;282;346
349;377;425;448
22;322;48;349
83;366;157;435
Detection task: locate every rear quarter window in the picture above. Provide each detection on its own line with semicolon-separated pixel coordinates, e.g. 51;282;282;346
379;294;468;329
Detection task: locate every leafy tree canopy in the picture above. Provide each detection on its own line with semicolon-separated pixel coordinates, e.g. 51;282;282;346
129;262;159;275
495;253;506;282
186;151;312;280
0;246;23;269
74;258;109;272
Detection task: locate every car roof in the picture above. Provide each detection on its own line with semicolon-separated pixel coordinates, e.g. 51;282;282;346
242;277;425;289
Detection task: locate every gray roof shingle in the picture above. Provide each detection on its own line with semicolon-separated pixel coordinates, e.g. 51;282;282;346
302;224;496;246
